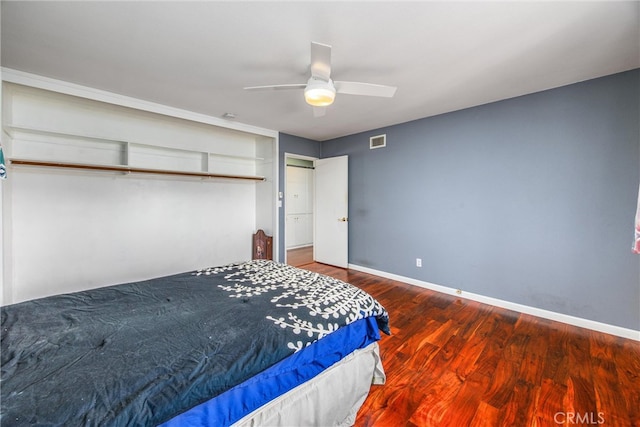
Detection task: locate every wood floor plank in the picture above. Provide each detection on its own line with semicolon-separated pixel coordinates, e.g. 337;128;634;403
296;262;640;427
616;339;640;425
438;370;491;426
565;332;598;418
408;370;462;426
533;379;567;427
469;401;501;427
286;246;313;267
591;355;630;427
447;313;496;382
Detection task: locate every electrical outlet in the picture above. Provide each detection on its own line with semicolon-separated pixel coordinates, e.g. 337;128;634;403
416;258;422;267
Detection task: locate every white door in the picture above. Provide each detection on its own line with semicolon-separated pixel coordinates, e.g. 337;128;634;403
314;155;348;268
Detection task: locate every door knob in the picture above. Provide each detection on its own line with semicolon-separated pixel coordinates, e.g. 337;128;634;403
338;217;348;222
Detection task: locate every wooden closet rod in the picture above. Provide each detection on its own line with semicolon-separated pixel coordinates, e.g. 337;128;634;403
9;159;266;182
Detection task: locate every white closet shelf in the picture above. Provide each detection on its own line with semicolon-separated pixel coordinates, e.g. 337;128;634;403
9;158;266;181
4;125;266;181
5;125;265;160
208;152;265;161
4;125;127;144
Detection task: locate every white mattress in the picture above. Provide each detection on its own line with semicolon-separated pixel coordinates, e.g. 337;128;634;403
233;342;385;427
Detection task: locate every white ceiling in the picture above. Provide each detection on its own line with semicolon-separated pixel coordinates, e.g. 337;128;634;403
1;1;638;141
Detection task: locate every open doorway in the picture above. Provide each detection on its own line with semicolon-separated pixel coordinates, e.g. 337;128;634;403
284;154;316;267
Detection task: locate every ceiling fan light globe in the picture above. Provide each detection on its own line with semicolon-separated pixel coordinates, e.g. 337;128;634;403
304;78;336;107
305;88;335;106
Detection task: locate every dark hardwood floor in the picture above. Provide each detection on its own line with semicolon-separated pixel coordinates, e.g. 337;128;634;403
287;246;314;267
298;262;640;427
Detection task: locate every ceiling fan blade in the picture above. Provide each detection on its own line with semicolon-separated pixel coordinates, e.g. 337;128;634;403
243;84;306;91
313;106;327;118
310;41;332;81
334;81;397;98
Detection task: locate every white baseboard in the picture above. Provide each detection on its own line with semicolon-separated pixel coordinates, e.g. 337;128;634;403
286;244;313;250
348;264;640;342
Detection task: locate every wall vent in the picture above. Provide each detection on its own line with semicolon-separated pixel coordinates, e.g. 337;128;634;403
370;134;386;149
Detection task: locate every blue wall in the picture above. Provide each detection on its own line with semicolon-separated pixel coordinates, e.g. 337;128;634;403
277;133;321;262
321;69;639;330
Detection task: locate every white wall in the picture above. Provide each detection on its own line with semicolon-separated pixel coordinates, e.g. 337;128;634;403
2;82;276;304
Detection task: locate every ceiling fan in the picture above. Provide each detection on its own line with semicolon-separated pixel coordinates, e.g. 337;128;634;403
243;42;397;117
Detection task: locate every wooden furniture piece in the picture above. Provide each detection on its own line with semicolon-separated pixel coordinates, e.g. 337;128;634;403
252;229;273;260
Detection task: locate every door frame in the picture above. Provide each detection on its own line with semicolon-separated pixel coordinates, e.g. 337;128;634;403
283;153;318;265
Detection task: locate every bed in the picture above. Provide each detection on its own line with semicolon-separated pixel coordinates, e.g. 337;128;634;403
1;260;389;426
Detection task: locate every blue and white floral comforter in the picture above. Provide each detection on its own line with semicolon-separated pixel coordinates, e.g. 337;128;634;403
1;260;389;426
